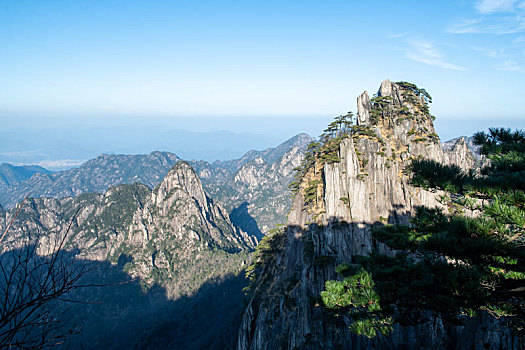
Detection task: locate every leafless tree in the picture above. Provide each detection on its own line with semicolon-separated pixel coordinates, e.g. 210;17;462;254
0;200;87;349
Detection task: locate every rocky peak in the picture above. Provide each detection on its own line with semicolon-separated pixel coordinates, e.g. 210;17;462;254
236;80;511;350
442;136;477;170
378;78;393;97
294;80;444;229
154;161;209;211
356;91;371;126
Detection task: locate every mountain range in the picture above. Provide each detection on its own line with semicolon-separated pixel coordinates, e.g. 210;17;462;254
1;80;522;349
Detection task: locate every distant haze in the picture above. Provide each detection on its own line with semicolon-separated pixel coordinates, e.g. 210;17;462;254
1;113;523;170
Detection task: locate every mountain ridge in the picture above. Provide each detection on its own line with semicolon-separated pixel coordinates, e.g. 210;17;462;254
237;79;520;349
0;160;255;348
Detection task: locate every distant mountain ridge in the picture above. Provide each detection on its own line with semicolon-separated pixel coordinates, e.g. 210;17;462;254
191;133;313;235
1;134;313;238
0;163;51;188
0;151;181;209
0;124;281;169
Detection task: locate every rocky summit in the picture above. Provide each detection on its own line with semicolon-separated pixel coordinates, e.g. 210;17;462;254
2;160;255;296
237;80;523;349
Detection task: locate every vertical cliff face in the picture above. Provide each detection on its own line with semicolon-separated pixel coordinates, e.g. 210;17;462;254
442;136;478;170
193;133;312;235
238;80;520;349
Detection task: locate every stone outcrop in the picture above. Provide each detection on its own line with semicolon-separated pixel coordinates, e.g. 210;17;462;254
356;91;371;126
442;136;478;171
193;133;312;235
1;161;255;299
237;80;521;349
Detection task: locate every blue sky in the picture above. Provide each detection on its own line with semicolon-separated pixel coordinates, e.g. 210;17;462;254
0;0;524;166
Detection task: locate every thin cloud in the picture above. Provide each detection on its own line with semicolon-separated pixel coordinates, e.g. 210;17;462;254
471;46;507;58
476;0;519;14
449;1;525;34
495;60;525;71
28;159;87;170
405;41;465;71
448;16;525;34
387;33;405;39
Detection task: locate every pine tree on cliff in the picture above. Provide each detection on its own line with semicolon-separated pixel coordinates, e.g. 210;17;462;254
321;127;525;338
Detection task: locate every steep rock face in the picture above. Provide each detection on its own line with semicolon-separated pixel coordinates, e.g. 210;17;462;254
442;136;477;170
356;91;371;126
119;162;256;298
1;161;255;299
237;80;520;349
192;134;312;235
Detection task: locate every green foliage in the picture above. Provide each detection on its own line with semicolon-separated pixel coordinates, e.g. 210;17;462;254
427;133;439;143
370;96;393;124
355;253;494;326
396;81;432;103
409;159;465;192
473;128;525;156
313;255;334;267
304;179;321;206
366;127;525;332
289;112;356;206
351;125;377;138
321;267;393;337
244;227;287;294
395;81;433;116
334;127;525;338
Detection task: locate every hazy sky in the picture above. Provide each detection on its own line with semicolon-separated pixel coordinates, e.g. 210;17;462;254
0;0;523;141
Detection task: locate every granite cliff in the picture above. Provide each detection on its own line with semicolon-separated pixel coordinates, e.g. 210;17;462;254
238;80;522;349
192;133;312;236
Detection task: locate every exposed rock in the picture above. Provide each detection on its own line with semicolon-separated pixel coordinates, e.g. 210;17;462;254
1;135;311;238
1;161;255;300
0;160;257;349
356;91;371;126
378;78;393;97
442;136;477;171
237;80;522;349
193;133;312;235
